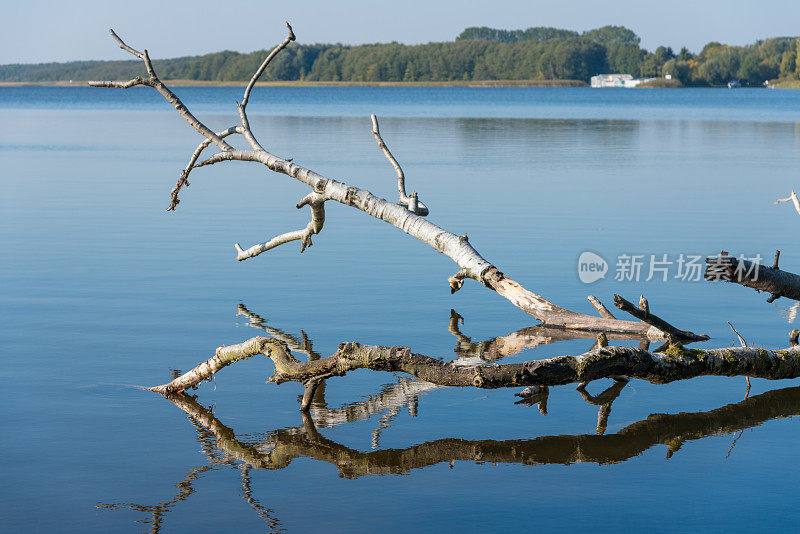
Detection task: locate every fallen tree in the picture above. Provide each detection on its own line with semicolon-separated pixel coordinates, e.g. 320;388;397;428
91;25;800;412
89;24;707;340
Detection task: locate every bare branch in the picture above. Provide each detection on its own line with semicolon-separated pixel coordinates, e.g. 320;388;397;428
90;29;233;151
236;104;265;151
370;114;429;216
229;23;297;154
301;374;332;411
88;77;150;89
728;322;748;348
448;268;469;293
613;294;709;343
168;126;243;211
638;295;649;315
109;28;146;61
241;22;295;110
775;190;800;216
587;295;615;319
234;192;325;260
705;252;800;303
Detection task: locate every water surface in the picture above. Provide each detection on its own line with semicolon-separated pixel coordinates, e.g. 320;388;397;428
2;86;800;532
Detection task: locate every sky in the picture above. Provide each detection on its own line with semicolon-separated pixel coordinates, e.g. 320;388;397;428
2;0;799;64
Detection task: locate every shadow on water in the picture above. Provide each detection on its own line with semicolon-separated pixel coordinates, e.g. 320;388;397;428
98;303;800;530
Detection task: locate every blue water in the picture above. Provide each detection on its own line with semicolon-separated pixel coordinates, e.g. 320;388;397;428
5;85;800;122
2;86;800;532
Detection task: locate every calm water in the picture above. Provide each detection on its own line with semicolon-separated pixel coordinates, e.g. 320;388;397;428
2;86;800;532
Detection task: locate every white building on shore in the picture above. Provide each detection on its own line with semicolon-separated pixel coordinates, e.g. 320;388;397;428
590;74;655;88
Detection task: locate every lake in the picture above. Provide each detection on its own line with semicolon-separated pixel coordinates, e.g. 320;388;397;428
2;86;800;532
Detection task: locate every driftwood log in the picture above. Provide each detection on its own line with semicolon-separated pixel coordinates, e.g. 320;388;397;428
150;330;800;410
706;250;800;303
89;24;708;340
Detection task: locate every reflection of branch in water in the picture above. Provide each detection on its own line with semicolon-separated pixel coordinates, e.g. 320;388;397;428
308;307;607;442
162;385;800;478
305;308;583;442
308;377;437;449
778;301;800;324
576;380;628;435
310;378;434;423
447;309;650;364
514;385;550;414
237;303;321;360
98;402;285;533
240;466;284;532
98;466;213;534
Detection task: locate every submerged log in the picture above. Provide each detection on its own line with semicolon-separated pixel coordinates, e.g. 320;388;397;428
151;334;800;404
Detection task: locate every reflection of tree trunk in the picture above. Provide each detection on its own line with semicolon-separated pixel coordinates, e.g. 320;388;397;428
239;466;284;531
161;385;800;478
309;377;438;427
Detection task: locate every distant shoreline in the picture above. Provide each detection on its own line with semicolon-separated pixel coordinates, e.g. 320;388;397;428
2;79;793;89
0;79;588;88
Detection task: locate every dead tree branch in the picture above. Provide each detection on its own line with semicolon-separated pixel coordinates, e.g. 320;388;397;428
150;332;800;406
90;25;707;340
706;250;800;302
775;190;800;216
370;114;429;215
612;294;709;344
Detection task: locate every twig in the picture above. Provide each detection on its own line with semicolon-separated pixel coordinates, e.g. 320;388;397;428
775;190;800;216
370;115;429;216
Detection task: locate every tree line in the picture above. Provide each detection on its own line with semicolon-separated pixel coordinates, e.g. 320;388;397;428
2;25;798;86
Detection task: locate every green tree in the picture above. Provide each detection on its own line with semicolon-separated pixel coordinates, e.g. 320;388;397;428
582;25;641;46
662;59;690;84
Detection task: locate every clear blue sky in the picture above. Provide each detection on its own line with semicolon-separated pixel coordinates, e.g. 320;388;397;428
3;0;799;64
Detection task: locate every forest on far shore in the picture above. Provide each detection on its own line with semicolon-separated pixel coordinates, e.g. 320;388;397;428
2;25;798;86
